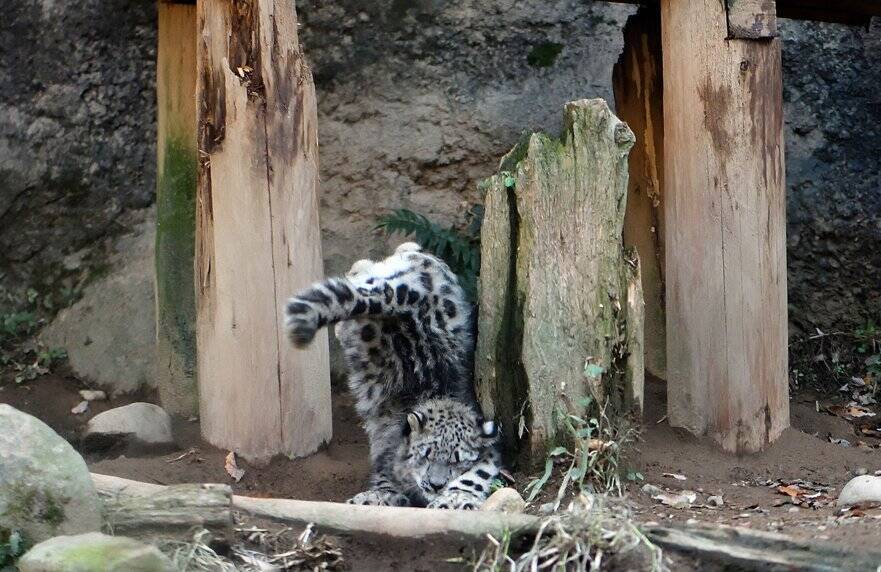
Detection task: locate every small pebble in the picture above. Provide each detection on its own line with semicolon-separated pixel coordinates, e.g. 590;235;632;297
538;502;555;515
79;390;106;402
70;401;89;415
641;484;662;497
707;495;724;507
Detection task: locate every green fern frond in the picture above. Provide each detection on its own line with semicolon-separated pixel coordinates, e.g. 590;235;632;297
376;208;482;301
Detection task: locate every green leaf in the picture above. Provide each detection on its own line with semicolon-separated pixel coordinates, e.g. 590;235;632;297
504;175;516;188
526;457;555;502
548;446;569;457
584;363;605;378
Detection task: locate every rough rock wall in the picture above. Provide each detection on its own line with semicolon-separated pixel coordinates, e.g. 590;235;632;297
780;19;881;335
0;0;156;300
0;1;879;362
297;5;881;335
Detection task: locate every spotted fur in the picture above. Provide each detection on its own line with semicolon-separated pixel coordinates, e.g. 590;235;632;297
284;242;503;509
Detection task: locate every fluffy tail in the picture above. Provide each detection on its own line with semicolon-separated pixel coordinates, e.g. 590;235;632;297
284;273;434;348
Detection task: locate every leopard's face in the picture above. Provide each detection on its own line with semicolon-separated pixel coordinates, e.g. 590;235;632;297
393;398;498;504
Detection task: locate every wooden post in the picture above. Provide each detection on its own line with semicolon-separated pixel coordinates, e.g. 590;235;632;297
661;0;788;453
196;0;331;462
475;100;643;462
613;8;666;381
155;2;199;417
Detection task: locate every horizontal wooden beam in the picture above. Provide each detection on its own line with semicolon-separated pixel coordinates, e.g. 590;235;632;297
604;0;881;25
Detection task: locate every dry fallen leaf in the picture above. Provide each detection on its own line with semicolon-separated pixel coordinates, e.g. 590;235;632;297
587;438;610;451
225;451;245;482
777;484;805;497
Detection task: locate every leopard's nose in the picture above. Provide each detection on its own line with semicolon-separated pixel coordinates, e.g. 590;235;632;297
429;481;444;492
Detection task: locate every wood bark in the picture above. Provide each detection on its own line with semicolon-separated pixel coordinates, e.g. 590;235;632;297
661;0;788;453
91;474;540;542
155;3;199;417
475;99;643;462
645;524;881;571
98;480;232;543
196;0;331;462
613;7;666;381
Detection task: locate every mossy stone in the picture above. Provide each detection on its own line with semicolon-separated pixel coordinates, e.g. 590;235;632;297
18;533;173;572
0;405;101;546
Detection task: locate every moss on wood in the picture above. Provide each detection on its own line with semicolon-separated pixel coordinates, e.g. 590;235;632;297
155;136;198;416
475;99;643;465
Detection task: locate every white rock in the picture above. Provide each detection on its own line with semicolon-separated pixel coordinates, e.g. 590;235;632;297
84;403;173;446
480;487;526;513
70;401;89;415
707;495;724;507
837;475;881;507
0;405;102;544
641;483;662;497
18;533;173;572
78;390;106;402
654;490;697;509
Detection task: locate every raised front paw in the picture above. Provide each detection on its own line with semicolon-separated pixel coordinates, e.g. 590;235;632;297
427;490;482;510
347;489;410;507
284;301;317;347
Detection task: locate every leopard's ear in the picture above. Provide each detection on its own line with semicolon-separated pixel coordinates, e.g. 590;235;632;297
395;242;422;254
405;411;425;436
480;420;498;438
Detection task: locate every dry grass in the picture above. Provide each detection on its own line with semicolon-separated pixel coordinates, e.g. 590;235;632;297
157;523;344;571
474;495;666;572
524;397;642;510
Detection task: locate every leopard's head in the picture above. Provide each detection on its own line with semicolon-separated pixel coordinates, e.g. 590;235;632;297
393;397;498;505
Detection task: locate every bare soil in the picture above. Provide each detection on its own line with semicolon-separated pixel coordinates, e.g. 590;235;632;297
3;372;881;568
625;377;881;552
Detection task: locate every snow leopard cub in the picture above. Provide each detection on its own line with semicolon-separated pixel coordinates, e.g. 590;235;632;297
284;242;503;509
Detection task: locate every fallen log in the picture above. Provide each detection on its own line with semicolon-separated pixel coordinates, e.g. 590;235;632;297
92;474;881;568
645;525;881;571
91;474;541;542
96;479;232;544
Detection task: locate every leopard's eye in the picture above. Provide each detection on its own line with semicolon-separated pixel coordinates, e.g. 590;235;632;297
421;447;432;459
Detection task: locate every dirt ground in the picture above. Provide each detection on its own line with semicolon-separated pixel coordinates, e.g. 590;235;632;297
3;372;881;568
630;378;881;552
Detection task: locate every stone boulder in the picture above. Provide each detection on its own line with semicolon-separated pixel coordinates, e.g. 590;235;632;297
83;403;173;451
40;212;156;396
17;533;173;572
0;405;102;545
837;475;881;507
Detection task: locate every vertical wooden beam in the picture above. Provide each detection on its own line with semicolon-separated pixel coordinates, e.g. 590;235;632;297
156;2;199;417
661;0;788;453
196;0;331;462
613;7;666;381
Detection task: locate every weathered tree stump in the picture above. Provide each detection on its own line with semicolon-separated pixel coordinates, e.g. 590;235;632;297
475;99;644;461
